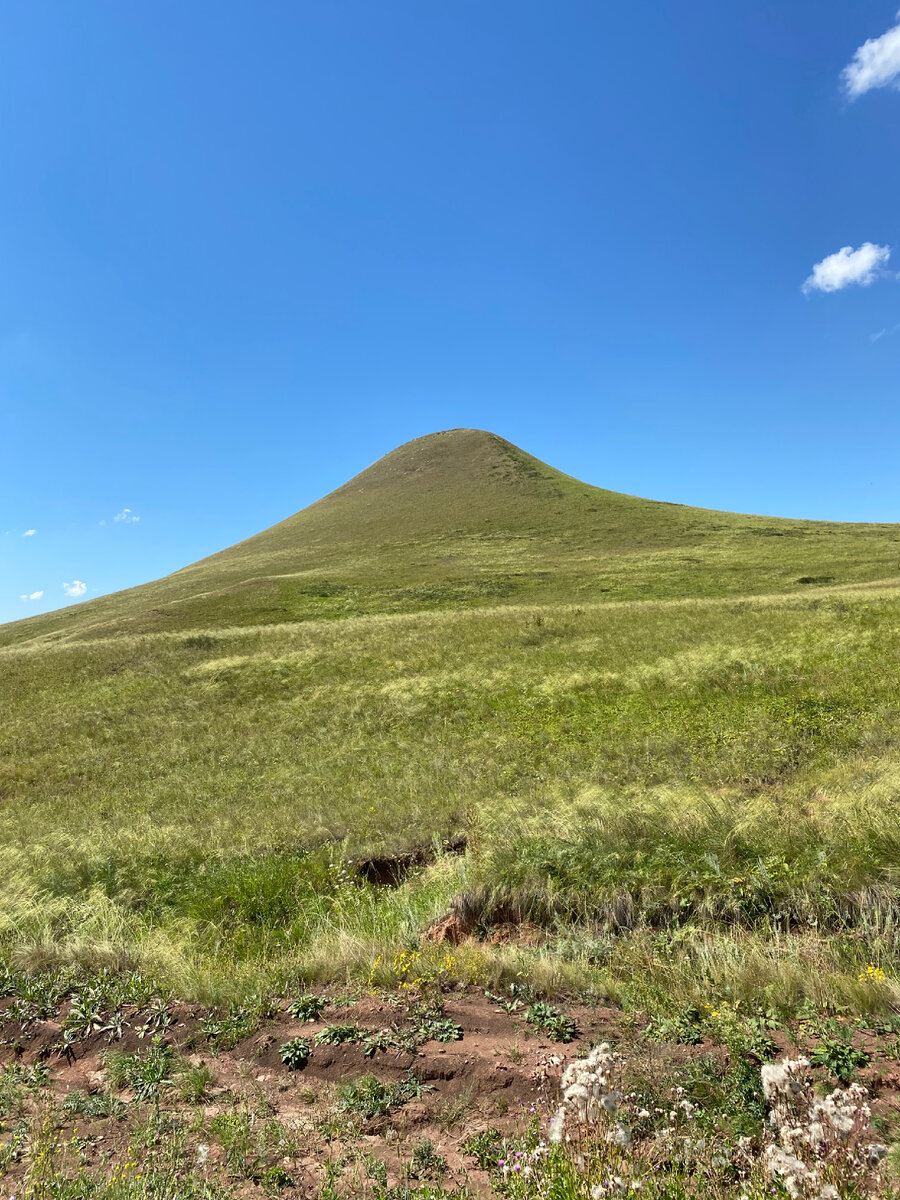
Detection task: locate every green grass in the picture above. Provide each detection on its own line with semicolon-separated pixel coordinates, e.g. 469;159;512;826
2;429;900;1018
1;585;900;1010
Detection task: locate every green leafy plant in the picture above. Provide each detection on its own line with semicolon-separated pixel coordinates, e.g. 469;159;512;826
61;992;126;1046
336;1071;433;1120
336;1074;396;1120
525;1001;577;1043
257;1164;294;1194
361;1029;395;1057
287;994;328;1022
103;1036;174;1102
135;997;176;1039
413;1013;463;1043
811;1035;871;1084
461;1128;504;1171
647;1007;704;1045
0;1062;50;1117
210;1111;253;1174
408;1138;446;1181
279;1036;311;1069
61;1089;128;1119
316;1023;364;1046
200;1005;263;1051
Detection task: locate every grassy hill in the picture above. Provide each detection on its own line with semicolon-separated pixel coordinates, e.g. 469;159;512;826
2;430;900;1195
4;427;900;647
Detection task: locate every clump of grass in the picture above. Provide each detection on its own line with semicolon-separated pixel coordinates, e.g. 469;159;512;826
0;1062;49;1116
176;1061;216;1101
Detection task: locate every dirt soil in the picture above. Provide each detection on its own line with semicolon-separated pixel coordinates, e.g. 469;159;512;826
2;989;900;1197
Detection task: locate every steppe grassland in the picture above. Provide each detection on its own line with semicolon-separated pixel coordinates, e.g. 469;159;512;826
2;583;900;1014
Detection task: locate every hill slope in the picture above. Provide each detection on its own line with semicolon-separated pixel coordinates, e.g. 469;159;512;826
3;427;899;646
2;426;900;1030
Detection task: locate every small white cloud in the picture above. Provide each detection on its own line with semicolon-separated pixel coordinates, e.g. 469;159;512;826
113;508;139;523
63;580;87;598
802;243;891;294
21;529;36;537
20;590;43;601
843;11;900;98
870;322;900;343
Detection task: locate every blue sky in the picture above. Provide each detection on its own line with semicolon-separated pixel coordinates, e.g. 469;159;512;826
4;1;900;623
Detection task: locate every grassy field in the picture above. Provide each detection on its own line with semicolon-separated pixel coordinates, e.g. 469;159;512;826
2;430;900;1196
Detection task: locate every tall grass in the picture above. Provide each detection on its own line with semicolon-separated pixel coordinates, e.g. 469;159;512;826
2;586;900;1006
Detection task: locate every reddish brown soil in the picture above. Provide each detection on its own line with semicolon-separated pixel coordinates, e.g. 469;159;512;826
2;990;899;1197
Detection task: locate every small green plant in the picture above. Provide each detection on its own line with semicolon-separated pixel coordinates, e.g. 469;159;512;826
364;1152;389;1188
279;1036;311;1069
200;1005;263;1051
177;1061;217;1101
210;1111;252;1173
286;994;328;1022
60;991;125;1046
336;1074;395;1120
0;1063;49;1117
135;997;176;1039
361;1028;395;1056
336;1070;433;1120
408;1137;446;1180
392;1069;435;1104
486;982;532;1015
257;1164;294;1194
525;1001;577;1043
461;1128;504;1171
103;1036;174;1102
316;1023;364;1046
647;1007;704;1045
61;1089;128;1119
811;1035;871;1083
413;1014;463;1043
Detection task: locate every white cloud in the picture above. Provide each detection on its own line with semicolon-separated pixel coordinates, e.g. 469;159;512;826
63;580;87;598
20;590;43;601
870;321;900;343
21;529;36;537
843;11;900;98
113;508;140;523
802;243;891;294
